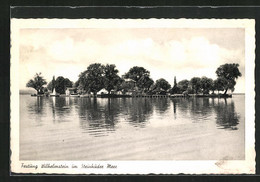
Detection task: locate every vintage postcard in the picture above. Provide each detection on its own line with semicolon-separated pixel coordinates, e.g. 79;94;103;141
10;19;255;174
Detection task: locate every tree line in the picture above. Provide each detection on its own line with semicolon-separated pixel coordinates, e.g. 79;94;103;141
26;63;242;95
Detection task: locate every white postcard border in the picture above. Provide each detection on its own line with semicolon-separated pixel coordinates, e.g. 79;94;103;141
10;19;255;174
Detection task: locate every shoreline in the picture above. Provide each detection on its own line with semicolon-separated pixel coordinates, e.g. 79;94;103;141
27;93;233;98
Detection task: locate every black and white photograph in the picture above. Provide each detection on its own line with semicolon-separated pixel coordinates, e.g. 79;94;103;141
10;19;255;174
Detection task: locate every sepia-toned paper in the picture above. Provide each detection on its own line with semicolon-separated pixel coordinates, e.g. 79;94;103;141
10;19;255;174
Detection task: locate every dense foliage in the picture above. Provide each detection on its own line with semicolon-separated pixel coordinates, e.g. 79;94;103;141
47;76;73;94
26;73;47;94
103;64;122;94
123;66;154;93
77;63;105;95
190;77;201;94
123;66;150;82
216;63;242;94
154;78;171;93
177;79;189;94
200;77;213;94
28;63;242;96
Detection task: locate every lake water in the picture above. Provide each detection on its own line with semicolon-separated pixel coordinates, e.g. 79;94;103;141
20;95;245;160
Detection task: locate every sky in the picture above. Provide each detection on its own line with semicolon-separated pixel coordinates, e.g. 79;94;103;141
19;28;245;93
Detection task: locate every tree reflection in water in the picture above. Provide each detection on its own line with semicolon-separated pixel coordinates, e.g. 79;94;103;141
189;98;214;121
125;98;153;127
77;96;240;137
78;98;121;137
173;99;177;119
214;99;240;130
27;97;44;114
171;97;214;122
152;98;170;114
26;97;46;125
51;97;56;122
103;98;122;126
50;97;72;123
171;97;240;130
78;98;154;133
171;98;191;120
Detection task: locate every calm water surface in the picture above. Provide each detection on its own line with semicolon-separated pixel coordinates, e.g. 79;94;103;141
20;95;245;160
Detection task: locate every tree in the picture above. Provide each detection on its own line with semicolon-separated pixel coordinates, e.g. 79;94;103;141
124;66;150;82
43;87;48;93
47;81;52;91
154;78;171;94
47;76;73;94
119;80;135;94
77;63;105;96
103;64;121;94
174;76;177;86
200;76;213;94
26;73;47;94
47;76;56;92
216;63;242;94
51;76;55;91
214;77;228;94
211;80;217;94
171;76;180;94
189;77;201;94
137;75;154;93
123;66;152;91
55;76;73;94
73;79;80;88
177;79;189;93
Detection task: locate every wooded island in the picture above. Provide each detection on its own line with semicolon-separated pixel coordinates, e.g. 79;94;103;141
26;63;242;98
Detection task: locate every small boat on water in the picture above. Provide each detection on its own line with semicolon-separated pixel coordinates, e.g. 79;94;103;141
50;88;60;97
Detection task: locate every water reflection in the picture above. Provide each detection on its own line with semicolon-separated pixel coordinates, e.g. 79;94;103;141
20;95;244;160
104;99;120;126
27;97;44;114
214;99;240;130
78;98;119;137
51;97;56;122
152;98;170;114
190;98;214;121
24;96;243;136
26;97;46;125
50;97;73;123
126;98;153;126
77;97;154;133
171;98;189;119
57;97;241;132
171;97;240;129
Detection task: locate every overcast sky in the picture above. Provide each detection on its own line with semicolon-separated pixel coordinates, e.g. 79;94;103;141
19;28;245;93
